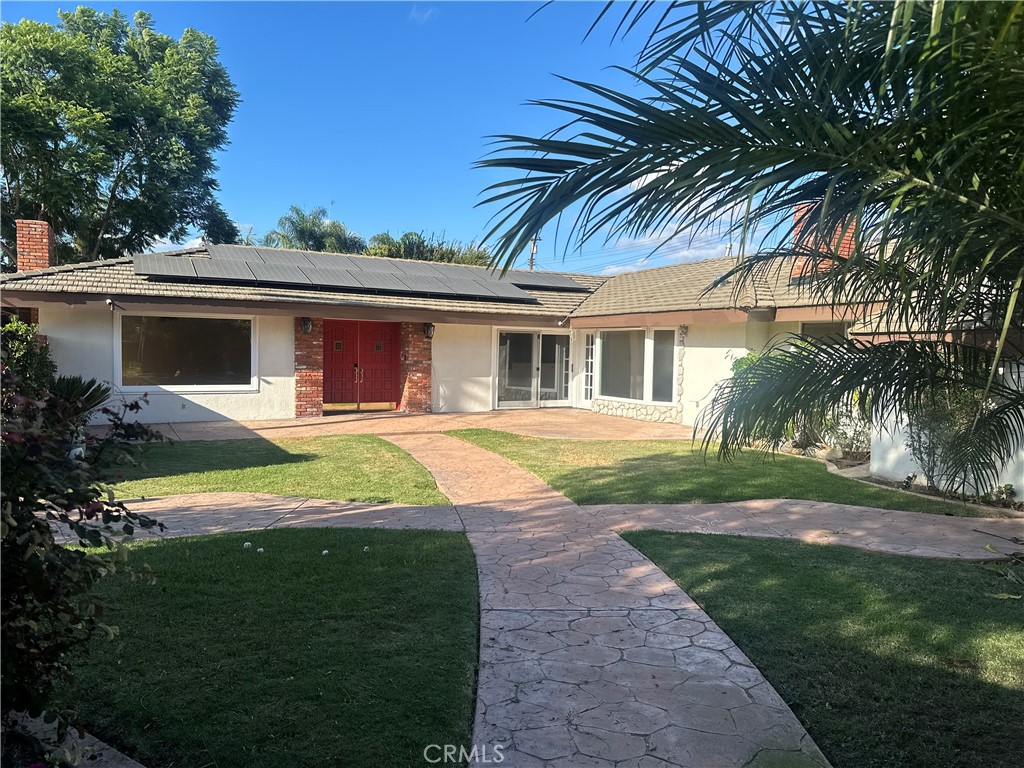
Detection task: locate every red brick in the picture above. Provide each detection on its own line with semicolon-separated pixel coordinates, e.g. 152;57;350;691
399;322;432;413
791;203;854;281
15;220;56;272
294;317;324;418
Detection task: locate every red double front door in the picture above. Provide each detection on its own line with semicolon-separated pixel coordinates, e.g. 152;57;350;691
323;320;401;408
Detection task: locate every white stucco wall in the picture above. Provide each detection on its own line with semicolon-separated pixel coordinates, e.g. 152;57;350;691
746;320;801;353
431;322;494;412
680;323;749;424
38;306;295;423
871;418;1024;491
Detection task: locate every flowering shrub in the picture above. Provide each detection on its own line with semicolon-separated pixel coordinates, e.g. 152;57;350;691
1;326;163;755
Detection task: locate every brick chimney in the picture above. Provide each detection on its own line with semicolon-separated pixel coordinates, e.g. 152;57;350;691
790;204;854;281
16;219;57;272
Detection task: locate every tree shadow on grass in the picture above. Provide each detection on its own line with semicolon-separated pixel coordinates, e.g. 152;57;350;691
104;437;315;484
624;531;1024;768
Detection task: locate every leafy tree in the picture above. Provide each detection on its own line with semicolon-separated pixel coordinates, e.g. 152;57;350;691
1;8;239;267
365;230;490;265
262;205;366;253
479;1;1024;492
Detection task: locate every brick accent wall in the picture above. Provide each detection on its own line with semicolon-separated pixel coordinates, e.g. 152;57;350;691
790;203;853;281
16;220;56;272
399;322;432;413
294;317;324;418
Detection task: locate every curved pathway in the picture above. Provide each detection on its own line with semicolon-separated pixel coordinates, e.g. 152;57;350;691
126;431;1020;768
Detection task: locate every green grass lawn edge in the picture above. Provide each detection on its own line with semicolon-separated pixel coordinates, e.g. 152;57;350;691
448;428;995;517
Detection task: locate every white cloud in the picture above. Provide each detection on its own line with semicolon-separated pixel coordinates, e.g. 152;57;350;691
148;235;203;254
599;241;731;274
408;5;437;25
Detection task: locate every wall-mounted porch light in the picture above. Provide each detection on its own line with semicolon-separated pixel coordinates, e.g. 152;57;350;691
422;322;435;340
300;317;313;335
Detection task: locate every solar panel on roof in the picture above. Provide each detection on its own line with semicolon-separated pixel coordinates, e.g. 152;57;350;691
253;249;314;267
347;257;400;273
391;261;446;278
300;267;364;289
353;271;417;292
249;263;311;285
486;280;538;300
206;244;264;262
444;277;499;297
305;253;359;270
134;254;198;279
398;275;458;295
192;259;257;282
136;245;545;303
434;263;485;281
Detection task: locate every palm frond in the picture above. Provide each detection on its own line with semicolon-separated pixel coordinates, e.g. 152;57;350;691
697;336;1024;491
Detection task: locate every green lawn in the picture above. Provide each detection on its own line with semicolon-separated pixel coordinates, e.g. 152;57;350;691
450;429;989;516
58;528;479;768
110;435;449;505
623;532;1024;768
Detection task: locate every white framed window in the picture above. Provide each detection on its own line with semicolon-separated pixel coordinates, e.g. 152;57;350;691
598;327;676;404
583;333;595;402
116;312;258;392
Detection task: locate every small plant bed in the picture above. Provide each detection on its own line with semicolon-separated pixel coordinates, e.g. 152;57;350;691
449;429;990;517
110;435;449;505
56;528;479;768
623;532;1024;768
865;475;1024;517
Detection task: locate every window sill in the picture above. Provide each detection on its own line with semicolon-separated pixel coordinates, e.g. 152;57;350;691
117;385;261;396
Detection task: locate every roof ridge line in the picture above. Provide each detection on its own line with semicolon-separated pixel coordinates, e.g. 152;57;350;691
3;257;135;280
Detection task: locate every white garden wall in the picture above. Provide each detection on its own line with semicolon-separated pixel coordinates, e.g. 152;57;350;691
38;305;295;423
871;418;1024;491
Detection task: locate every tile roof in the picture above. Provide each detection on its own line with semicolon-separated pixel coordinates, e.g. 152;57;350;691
571;255;825;317
1;245;832;319
0;247;606;318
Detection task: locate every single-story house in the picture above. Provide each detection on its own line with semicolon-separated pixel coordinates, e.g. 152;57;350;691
7;219;1018;490
1;219;849;427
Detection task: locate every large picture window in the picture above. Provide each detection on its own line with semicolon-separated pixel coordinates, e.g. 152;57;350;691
600;330;645;399
599;328;676;403
121;315;253;387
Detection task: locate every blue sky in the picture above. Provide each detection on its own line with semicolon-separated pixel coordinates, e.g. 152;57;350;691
3;1;732;273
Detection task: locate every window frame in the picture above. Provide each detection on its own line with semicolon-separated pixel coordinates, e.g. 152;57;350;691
596;326;677;405
114;311;260;394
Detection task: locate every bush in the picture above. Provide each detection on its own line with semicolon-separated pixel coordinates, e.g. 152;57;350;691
1;318;56;400
0;329;163;757
906;387;989;491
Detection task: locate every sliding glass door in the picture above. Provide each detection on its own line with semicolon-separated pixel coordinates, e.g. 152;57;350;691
497;332;570;407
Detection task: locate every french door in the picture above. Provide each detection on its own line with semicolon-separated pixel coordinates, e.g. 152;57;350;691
496;331;570;407
323;320;401;409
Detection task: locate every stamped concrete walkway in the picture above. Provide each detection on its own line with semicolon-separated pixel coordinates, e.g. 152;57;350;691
138;408;694;442
385;433;831;768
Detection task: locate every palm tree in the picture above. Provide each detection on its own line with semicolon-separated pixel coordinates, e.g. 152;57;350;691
262;205;366;253
479;1;1023;492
